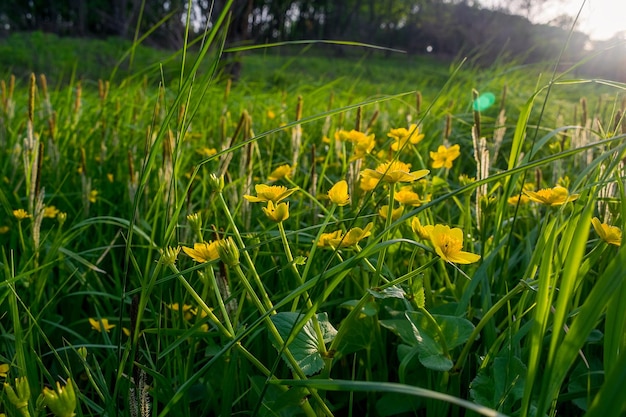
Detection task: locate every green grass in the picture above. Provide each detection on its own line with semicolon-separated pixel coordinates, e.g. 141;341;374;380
1;26;626;417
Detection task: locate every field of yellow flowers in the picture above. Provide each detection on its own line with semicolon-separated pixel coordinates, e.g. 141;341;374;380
1;24;626;417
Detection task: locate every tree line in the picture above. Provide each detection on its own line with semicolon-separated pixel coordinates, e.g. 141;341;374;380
0;0;623;80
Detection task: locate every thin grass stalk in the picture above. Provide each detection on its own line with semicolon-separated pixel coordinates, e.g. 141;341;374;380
292;95;303;168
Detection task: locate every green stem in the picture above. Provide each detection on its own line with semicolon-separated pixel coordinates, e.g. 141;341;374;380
168;264;319;417
229;264;334;417
373;184;395;288
419;306;450;359
168;264;233;338
207;266;235;336
277;221;327;356
218;192;274;311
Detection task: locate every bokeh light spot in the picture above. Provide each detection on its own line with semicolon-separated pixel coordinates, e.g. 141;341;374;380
473;92;496;111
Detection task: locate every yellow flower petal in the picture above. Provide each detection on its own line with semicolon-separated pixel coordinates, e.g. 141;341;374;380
244;184;297;203
411;217;434;240
388;124;425;151
268;164;293;181
378;205;404;221
89;318;115;333
328;223;374;248
317;230;343;247
0;363;9;378
13;209;31;220
524;185;579;206
262;200;290;222
182;241;220;263
361;160;429;184
328;180;350;206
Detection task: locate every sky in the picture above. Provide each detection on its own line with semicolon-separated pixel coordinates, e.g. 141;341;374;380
483;0;626;41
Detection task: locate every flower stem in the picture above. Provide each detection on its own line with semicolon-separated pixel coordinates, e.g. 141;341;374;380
168;264;233;338
206;266;235;336
277;221;328;355
217;192;273;311
373;184;396;287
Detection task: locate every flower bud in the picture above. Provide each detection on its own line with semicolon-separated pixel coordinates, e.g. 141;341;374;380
209;173;224;193
159;246;180;266
4;376;30;411
42;379;77;417
217;237;240;267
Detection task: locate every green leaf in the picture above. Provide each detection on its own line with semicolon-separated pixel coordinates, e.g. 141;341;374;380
412;276;426;309
470;354;527;410
369;285;406;299
406;311;475;350
270;312;337;376
381;312;474;371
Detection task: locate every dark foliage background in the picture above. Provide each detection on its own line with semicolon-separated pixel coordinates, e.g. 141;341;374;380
0;0;624;81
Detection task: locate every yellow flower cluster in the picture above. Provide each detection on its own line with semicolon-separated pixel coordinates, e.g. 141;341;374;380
318;223;373;249
336;129;376;161
388;124;424;151
244;184;297;223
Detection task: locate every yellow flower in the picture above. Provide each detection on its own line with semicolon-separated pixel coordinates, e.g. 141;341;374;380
182;241;220;263
196;147;217;158
0;363;9;378
378;205;404;221
507;194;530;205
317;224;373;248
167;303;195;321
267;109;276;119
429;224;481;264
0;225;9;234
524;185;579;206
591;217;621;246
394;186;430;206
361;160;429;184
388;124;424;151
89;318;115;333
430;144;460;169
508;182;535;205
13;209;30;220
243;184;297;203
43;206;60;218
317;230;343;247
335;130;376;160
268;164;293;181
89;190;98;203
331;223;373;247
42;378;77;417
350;132;376;161
328;180;350;206
107;173;114;183
411;217;434;240
262;201;290;222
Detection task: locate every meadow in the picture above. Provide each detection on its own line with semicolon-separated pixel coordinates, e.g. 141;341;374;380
1;26;626;417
